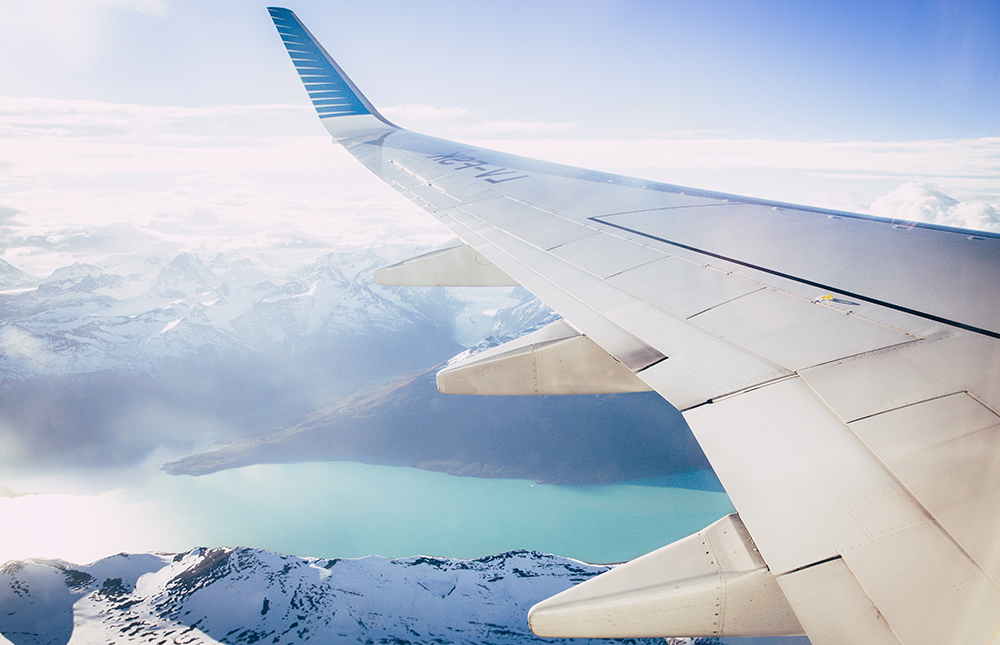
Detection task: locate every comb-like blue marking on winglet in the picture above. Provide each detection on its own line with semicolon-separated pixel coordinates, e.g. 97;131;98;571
268;7;371;119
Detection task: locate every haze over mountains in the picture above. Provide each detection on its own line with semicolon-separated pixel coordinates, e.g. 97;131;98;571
0;248;707;483
0;249;458;470
160;365;705;485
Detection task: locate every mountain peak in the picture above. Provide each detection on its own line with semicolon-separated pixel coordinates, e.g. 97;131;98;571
43;262;104;283
0;258;31;289
150;253;225;298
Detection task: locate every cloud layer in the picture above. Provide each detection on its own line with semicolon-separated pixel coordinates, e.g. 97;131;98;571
0;97;454;275
870;183;1000;232
1;96;997;276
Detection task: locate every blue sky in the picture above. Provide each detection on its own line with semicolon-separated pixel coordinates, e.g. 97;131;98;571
1;0;996;139
0;0;997;275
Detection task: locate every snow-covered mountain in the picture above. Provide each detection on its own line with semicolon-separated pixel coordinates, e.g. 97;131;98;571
0;259;32;291
0;248;707;482
0;548;687;645
0;249;486;379
0;248;555;470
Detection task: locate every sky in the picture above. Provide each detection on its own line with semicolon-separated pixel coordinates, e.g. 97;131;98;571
0;0;997;277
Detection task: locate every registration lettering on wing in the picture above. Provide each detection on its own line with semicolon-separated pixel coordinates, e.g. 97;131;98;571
427;152;529;184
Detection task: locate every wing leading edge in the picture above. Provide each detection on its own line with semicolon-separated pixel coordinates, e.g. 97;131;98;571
268;8;1000;644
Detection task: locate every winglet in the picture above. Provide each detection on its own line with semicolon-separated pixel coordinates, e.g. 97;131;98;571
268;7;397;139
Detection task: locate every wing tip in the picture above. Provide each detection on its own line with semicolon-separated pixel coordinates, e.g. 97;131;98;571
267;6;398;136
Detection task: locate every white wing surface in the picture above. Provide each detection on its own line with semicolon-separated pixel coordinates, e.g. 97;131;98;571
269;8;1000;644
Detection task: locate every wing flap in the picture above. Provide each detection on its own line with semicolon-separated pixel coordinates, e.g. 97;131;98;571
839;523;1000;645
850;392;1000;585
801;331;1000;422
547;231;666;280
776;559;902;645
687;376;1000;640
685;376;926;574
503;212;600;251
607;254;766;319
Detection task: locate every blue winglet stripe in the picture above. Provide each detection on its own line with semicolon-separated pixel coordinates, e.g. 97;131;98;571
268;7;379;120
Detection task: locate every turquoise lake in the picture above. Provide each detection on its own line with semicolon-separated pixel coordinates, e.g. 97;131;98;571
129;461;735;564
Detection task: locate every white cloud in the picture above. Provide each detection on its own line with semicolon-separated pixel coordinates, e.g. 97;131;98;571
470;136;1000;181
1;95;997;275
0;96;451;274
0;96;308;135
467;136;1000;214
870;183;1000;233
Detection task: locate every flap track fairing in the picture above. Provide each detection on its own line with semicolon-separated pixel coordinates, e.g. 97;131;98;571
528;513;804;639
374;240;519;287
437;319;652;395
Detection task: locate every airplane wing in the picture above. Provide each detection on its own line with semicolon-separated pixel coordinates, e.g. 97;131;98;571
268;8;1000;644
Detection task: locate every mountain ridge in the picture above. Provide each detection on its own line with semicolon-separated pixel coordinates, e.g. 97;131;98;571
1;547;690;645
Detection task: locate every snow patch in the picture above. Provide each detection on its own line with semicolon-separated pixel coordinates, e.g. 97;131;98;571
146;318;182;344
261;281;318;303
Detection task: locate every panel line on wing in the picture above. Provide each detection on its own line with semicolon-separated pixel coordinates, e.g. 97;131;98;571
689;373;800;409
686;286;768;319
633;354;669;373
844;390;962;425
601;257;663;280
597;202;737;216
780;554;844;576
594;217;1000;341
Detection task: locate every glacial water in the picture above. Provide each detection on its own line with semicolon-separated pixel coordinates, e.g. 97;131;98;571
4;461;735;565
136;461;735;564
